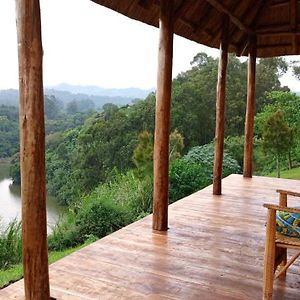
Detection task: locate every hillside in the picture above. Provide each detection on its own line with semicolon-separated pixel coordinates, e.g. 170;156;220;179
0;85;154;109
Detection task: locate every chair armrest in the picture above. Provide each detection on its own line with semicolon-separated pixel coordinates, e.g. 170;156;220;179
276;189;300;198
263;203;300;214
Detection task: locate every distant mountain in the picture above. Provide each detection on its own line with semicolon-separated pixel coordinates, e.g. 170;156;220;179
0;85;154;108
49;83;154;99
0;89;19;106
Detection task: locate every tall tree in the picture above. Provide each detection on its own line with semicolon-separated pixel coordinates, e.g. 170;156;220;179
262;111;294;177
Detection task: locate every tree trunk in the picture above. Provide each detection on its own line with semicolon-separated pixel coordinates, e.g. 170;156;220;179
288;152;292;169
277;155;281;178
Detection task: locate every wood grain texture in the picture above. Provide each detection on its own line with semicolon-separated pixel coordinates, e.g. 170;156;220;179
2;175;300;299
263;208;277;300
243;36;257;178
15;0;50;299
213;16;229;195
153;0;174;231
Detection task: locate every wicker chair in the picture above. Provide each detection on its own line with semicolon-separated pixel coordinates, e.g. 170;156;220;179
263;190;300;300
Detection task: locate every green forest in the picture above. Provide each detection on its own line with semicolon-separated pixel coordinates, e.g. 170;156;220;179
1;53;300;287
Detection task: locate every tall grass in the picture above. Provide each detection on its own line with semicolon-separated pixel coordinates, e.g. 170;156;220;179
0;219;22;269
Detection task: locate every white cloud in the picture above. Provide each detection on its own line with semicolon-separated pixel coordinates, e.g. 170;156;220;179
0;0;216;90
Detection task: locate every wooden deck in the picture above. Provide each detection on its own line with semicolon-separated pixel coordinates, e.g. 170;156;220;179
1;174;300;299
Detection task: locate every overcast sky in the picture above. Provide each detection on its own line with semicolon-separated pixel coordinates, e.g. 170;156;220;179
0;0;299;91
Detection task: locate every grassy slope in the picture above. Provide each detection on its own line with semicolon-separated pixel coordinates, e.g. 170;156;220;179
0;242;90;289
267;167;300;180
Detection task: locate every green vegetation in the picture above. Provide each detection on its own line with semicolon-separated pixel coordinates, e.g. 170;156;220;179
0;220;22;269
0;239;94;289
1;53;300;288
267;167;300;180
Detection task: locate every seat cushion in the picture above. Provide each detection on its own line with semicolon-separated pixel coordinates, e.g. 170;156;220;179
276;207;300;238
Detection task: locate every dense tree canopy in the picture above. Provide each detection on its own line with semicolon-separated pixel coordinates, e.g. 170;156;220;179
6;53;296;205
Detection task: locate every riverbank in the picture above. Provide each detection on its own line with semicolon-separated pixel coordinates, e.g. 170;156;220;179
0;160;62;230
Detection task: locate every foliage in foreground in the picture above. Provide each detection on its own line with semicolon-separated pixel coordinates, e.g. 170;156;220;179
0;240;93;289
169;143;241;202
48;171;153;251
0;220;22;270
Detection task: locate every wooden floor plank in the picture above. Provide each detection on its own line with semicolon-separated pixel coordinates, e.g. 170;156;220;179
1;174;300;299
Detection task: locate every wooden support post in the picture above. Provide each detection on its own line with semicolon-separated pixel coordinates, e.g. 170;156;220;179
213;16;229;195
15;1;50;299
153;0;174;231
243;36;257;178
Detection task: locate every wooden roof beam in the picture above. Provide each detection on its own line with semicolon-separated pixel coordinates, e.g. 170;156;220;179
138;0;153;10
271;0;300;7
173;0;194;21
290;0;298;52
204;0;254;35
257;43;291;50
238;0;270;55
291;0;297;30
258;31;300;36
256;24;294;33
179;17;214;40
193;4;213;35
229;0;258;39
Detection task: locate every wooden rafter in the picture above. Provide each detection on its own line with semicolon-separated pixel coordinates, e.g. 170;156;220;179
271;0;300;7
229;0;258;39
291;0;297;30
238;0;269;55
256;24;293;33
290;0;298;52
210;1;238;45
204;0;254;35
193;4;213;34
138;0;153;10
259;31;300;36
179;16;214;40
173;0;193;21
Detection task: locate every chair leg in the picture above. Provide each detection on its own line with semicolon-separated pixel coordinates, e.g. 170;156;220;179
263;209;276;300
278;194;287;278
278;248;287;278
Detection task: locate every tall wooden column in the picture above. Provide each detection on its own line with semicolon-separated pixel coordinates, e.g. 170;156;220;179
213;17;229;195
153;0;174;231
15;1;50;299
243;36;257;178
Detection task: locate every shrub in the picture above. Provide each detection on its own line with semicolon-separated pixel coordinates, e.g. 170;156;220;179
76;196;130;239
0;220;22;269
224;135;244;168
169;159;212;202
183;143;241;176
48;171;153;250
48;212;83;251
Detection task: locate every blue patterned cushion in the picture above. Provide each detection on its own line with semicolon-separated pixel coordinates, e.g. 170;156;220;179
276;207;300;238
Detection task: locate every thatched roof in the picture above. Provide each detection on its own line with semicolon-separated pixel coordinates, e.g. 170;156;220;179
91;0;300;58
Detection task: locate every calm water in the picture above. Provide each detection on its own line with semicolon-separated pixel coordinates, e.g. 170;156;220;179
0;161;61;232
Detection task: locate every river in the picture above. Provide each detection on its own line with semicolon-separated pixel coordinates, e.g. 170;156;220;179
0;161;61;232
